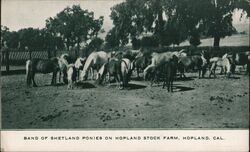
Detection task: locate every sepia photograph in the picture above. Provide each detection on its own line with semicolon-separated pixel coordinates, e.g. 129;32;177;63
1;0;249;149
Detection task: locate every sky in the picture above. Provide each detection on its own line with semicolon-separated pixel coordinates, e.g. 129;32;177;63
1;0;249;33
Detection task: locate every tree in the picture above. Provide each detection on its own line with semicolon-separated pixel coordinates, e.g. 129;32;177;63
108;0;202;47
18;28;42;51
46;5;104;54
189;29;201;47
84;37;104;56
105;28;120;48
197;0;249;47
1;26;20;49
108;0;249;48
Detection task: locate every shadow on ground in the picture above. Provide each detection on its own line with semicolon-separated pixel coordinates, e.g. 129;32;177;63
127;83;147;90
1;69;26;76
76;82;97;89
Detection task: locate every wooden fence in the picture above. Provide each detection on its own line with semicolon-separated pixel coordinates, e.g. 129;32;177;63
1;49;68;74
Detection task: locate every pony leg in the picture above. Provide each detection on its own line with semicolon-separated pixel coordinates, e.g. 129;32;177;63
171;79;174;92
26;61;32;87
26;70;32;87
31;71;38;87
198;69;201;79
246;62;250;75
137;68;140;78
209;63;216;78
59;71;61;83
67;80;72;89
162;76;166;89
202;66;206;78
167;78;170;92
150;74;155;87
213;65;217;78
114;75;119;89
51;71;57;85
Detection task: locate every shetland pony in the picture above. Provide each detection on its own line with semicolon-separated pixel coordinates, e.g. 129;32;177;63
74;57;87;80
97;58;132;89
132;56;150;78
143;52;174;80
81;51;110;81
178;54;207;79
230;52;250;74
162;55;178;92
26;58;59;87
67;64;77;89
57;54;70;83
209;54;232;78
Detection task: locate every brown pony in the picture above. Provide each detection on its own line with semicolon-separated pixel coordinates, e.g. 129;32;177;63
132;56;150;78
178;55;207;79
26;58;60;87
162;55;178;92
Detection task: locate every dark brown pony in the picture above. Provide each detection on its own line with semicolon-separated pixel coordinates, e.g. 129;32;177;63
97;58;122;88
132;56;150;78
26;58;59;87
162;55;178;92
97;58;132;89
178;55;207;79
230;52;250;74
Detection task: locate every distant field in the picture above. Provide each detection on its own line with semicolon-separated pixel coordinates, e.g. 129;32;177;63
180;34;249;47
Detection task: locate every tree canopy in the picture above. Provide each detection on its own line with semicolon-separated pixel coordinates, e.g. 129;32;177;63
45;5;104;51
107;0;249;47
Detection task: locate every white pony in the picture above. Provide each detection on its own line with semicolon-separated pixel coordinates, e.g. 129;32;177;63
143;52;174;80
57;54;70;83
74;57;87;81
81;51;110;81
209;53;232;78
67;64;77;89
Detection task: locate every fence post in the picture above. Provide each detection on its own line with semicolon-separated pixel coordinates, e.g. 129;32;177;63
25;47;31;60
54;46;57;57
47;49;51;59
5;48;9;73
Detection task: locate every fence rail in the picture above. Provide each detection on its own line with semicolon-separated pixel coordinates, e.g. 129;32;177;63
1;49;68;73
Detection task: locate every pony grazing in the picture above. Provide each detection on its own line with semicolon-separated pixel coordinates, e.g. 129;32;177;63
178;54;207;79
208;54;232;78
81;51;110;81
97;58;122;88
97;58;132;89
132;56;150;78
120;58;133;87
26;58;60;87
143;51;174;80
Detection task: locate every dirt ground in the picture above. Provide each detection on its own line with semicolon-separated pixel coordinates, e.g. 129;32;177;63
1;68;249;129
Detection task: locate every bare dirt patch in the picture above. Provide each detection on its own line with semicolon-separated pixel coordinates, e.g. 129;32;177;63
1;71;249;129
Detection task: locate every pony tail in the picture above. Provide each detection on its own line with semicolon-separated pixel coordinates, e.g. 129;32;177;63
26;60;32;86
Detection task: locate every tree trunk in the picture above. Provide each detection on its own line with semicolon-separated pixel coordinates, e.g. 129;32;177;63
156;1;164;48
213;36;220;47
